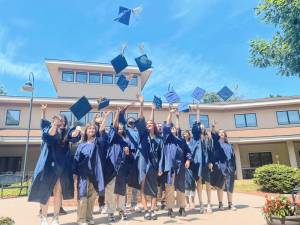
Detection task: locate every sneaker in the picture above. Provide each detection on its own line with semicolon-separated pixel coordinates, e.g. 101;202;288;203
206;204;212;213
228;204;237;211
144;211;151;220
199;204;205;214
108;213;115;223
178;208;187;217
160;202;166;210
101;207;108;214
218;202;224;211
134;205;143;213
167;209;175;218
119;211;128;220
87;219;95;225
150;211;158;220
59;207;67;215
41;217;48;225
51;216;60;225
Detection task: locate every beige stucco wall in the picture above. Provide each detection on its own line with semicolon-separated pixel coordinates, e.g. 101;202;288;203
239;142;291;168
293;141;300;167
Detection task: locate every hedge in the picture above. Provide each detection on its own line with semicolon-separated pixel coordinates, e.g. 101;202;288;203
253;164;300;193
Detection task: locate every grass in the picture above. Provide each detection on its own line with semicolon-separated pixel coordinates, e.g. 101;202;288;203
234;179;260;193
0;181;31;198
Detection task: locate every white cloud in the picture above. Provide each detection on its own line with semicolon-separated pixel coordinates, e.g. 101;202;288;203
0;25;47;80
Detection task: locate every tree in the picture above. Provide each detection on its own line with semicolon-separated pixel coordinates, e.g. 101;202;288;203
203;92;221;103
249;0;300;77
0;85;7;95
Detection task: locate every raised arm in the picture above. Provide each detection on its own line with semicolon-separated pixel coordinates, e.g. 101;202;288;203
196;102;200;123
137;94;144;119
113;108;120;128
41;104;47;119
48;116;60;136
100;111;111;132
175;111;180;129
167;108;176;125
149;103;155;122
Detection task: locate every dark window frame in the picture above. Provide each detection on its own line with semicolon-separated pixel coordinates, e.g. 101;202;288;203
61;70;74;82
234;113;257;128
102;73;113;84
75;71;88;83
5;109;21;126
129;75;138;86
249;152;273;168
88;72;101;84
276;110;300;125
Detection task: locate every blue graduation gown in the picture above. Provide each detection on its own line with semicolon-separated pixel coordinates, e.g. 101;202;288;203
28;119;80;204
107;127;134;196
159;124;192;193
73;138;105;199
185;141;196;191
120;112;141;189
135;118;163;197
210;132;236;189
201;138;214;183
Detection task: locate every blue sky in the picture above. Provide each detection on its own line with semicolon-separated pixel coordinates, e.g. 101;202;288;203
0;0;299;101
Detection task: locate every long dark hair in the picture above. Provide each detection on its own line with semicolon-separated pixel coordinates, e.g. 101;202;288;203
52;114;69;144
148;120;159;137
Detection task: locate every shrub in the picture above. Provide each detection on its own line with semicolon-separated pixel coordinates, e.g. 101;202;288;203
253;164;300;193
0;217;15;225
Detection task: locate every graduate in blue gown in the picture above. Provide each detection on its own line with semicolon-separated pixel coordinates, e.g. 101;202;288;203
73;112;110;225
134;95;163;220
29;105;81;225
210;122;236;211
105;108;134;222
159;108;192;218
182;130;196;210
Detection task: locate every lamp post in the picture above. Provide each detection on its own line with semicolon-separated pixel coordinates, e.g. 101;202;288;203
21;72;35;183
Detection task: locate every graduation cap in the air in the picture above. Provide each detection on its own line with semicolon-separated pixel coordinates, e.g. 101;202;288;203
217;86;234;101
70;96;92;120
117;74;129;92
177;103;190;113
192;87;206;101
135;54;152;72
164;85;180;104
114;6;143;26
153;96;162;109
111;54;128;74
97;97;110;110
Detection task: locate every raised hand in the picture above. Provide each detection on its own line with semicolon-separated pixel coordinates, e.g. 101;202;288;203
103;111;111;117
170;108;176;114
123;146;130;155
176;111;180;118
136;94;144;104
185;160;190;169
41;104;47;111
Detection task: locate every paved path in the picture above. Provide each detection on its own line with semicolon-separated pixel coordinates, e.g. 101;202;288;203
0;191;267;225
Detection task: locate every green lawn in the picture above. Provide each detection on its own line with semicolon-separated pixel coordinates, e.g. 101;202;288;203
234;179;260;193
0;181;31;198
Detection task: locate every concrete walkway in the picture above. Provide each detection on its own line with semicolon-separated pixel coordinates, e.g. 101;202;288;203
0;191;267;225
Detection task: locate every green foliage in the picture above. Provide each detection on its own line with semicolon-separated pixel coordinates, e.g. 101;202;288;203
0;85;7;95
203;92;221;103
0;181;31;198
254;164;300;193
0;217;15;225
249;0;300;76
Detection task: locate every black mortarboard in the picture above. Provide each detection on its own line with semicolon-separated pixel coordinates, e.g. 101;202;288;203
135;54;152;72
111;54;128;74
97;97;110;110
217;86;234;101
177;103;190;112
153;96;162;109
117;74;129;92
192;87;206;101
70;96;92;120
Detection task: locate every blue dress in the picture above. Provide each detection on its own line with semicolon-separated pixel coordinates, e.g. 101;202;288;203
73;138;105;199
106;127;134;196
28;119;80;204
135;118;163;197
210;132;236;190
159;124;192;193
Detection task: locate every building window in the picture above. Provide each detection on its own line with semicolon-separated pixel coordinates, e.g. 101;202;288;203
74;116;86;127
5;110;21;126
0;157;22;173
234;113;257;128
87;112;99;123
102;73;113;84
62;71;74;82
127;112;139;120
106;112;113;127
76;72;88;83
89;72;101;84
189;114;209;128
129;75;138;86
60;111;73;127
276;110;300;125
249;152;273;168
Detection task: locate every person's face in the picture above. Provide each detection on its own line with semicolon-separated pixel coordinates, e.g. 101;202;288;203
171;127;177;136
183;131;190;140
60;117;66;128
147;120;154;132
95;114;103;124
219;129;226;141
86;125;96;139
118;123;124;135
157;123;162;131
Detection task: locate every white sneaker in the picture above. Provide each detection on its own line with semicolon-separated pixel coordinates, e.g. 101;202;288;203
229;205;237;211
51;216;60;225
41;217;48;225
101;207;108;214
87;219;95;225
134;205;143;213
206;204;212;213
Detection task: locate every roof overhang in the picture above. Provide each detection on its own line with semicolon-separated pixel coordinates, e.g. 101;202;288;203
45;59;152;92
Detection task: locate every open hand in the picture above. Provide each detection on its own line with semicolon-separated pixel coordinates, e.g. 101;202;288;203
185;160;190;169
123;146;130;155
41;104;47;111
